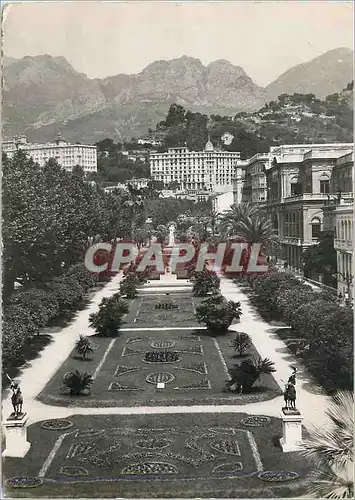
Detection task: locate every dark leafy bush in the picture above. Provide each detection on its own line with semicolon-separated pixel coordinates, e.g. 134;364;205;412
227;356;276;393
192;270;220;297
62;370;93;396
231;332;252;356
195;291;242;334
75;335;94;359
89;294;129;336
9;288;59;330
119;273;141;298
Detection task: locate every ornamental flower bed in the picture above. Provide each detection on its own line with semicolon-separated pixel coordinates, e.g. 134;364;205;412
144;351;180;363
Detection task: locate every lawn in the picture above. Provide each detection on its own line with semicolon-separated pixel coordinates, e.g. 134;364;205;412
3;413;313;498
37;325;281;407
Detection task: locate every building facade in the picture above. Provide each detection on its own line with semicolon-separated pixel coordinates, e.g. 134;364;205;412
322;151;354;300
2;135;97;173
241;153;269;204
264;143;353;272
149;139;241;194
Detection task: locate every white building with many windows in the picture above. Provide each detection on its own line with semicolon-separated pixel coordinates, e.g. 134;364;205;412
149;139;241;193
2;135;97;173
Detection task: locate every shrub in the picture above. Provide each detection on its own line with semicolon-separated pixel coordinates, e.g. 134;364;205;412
75;335;94;359
43;276;84;312
231;332;252;356
276;285;316;326
9;288;59;330
192;270;220;297
66;263;97;290
195;291;242;334
62;370;93;396
119;273;141;298
253;272;301;309
227;356;276;393
89;294;129;336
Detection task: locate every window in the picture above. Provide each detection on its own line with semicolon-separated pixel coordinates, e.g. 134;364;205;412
311;218;321;239
320;179;330;194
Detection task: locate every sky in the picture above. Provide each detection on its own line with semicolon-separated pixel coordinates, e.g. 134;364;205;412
2;1;354;87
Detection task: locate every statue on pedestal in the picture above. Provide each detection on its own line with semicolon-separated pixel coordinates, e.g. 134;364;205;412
8;377;24;418
282;367;297;411
168;223;175;247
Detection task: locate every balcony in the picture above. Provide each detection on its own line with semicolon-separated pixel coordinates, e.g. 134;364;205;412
323;193;354;207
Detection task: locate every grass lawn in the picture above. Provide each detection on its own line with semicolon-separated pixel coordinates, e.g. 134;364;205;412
3;413;313;498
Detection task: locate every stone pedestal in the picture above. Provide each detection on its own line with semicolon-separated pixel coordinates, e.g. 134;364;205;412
2;413;31;458
279;409;303;452
159;272;177;283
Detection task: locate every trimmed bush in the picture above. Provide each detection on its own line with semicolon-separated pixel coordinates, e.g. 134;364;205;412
75;335;94;360
195;291;242;334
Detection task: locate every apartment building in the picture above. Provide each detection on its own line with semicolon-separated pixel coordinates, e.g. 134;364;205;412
241;153;269;204
264;143;353;272
149;138;241;194
2;135;97;173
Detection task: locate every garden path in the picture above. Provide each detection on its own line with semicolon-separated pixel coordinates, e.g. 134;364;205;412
219;276;331;430
2;274;331;433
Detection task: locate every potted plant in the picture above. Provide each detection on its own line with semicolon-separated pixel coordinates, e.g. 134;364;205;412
62;370;93;396
75;334;94;360
89;294;129;337
226;356;276;393
195;291;242;334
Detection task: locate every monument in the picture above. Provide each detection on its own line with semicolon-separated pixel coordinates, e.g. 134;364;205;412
3;381;31;458
160;223;178;282
279;369;303;452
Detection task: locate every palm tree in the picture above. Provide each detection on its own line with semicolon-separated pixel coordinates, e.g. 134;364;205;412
301;391;353;498
219;203;259;238
75;334;94;360
62;370;93;396
227;356;276;393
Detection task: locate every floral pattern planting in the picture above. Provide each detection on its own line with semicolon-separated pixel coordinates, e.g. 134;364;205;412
121;462;178;475
176;362;208;375
146;372;175;384
59;466;89;476
5;477;43;488
114;365;147;377
134;438;171;450
212;462;243;473
174;380;211;390
108;382;143;391
258;471;299;482
210;440;241;455
151;340;176;349
241;416;271;427
144;351;181;363
41;420;73;430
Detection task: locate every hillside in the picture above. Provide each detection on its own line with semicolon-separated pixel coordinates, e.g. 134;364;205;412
2;48;353;143
266;48;354;101
2;54;266;142
152;90;353;159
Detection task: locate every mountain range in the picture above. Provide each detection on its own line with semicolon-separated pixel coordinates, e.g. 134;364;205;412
2;47;353;143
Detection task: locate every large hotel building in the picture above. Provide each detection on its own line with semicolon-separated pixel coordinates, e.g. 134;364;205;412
2;135;97;173
149;138;241;194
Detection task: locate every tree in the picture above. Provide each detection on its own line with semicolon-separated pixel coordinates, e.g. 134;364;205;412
302;231;337;287
301;391;353;498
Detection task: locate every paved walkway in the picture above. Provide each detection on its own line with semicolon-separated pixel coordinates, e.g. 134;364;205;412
219;276;331;429
2;273;331;433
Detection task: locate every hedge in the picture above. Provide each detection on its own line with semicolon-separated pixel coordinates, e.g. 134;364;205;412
239;272;353;391
2;264;102;378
